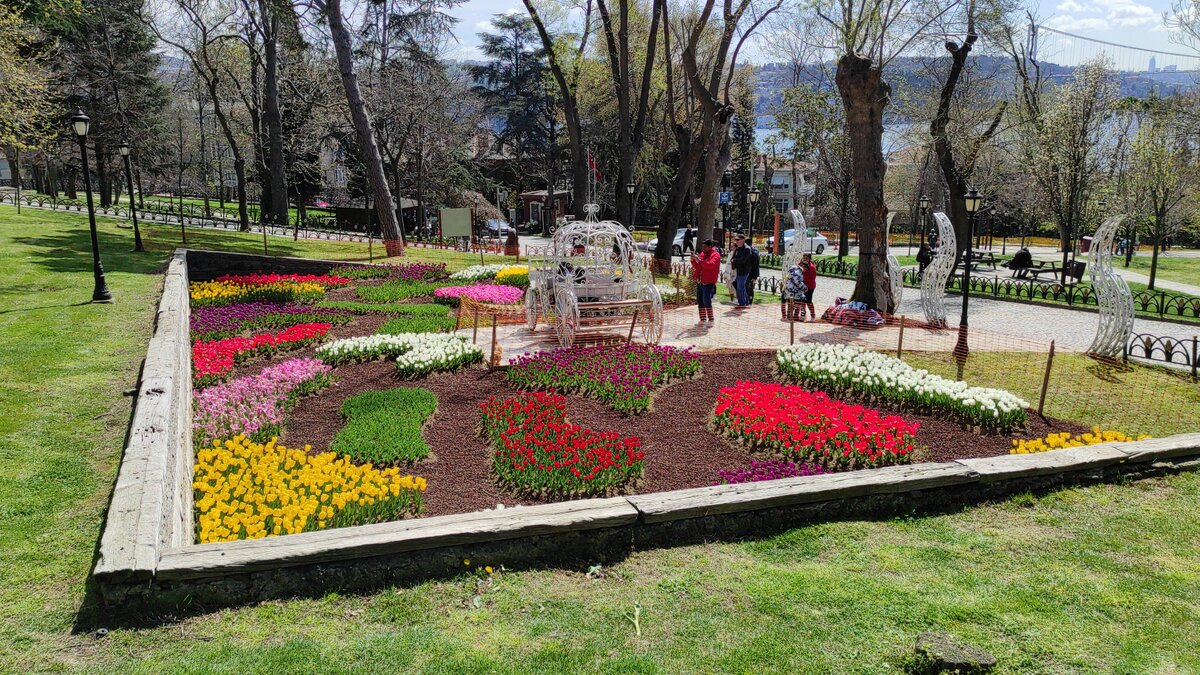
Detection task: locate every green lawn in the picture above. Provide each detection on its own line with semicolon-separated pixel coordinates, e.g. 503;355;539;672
1119;252;1200;288
2;204;1199;672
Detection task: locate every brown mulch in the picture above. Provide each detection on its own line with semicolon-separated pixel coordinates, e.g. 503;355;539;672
278;350;1090;518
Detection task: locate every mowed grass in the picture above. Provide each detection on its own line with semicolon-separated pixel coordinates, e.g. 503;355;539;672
2;204;1199;672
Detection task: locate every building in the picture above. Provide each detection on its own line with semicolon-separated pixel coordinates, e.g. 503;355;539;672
752;155;816;214
1149;56;1157;73
518;189;570;226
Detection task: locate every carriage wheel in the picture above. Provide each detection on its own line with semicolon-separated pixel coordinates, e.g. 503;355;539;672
524;287;540;331
554;285;579;347
637;284;664;345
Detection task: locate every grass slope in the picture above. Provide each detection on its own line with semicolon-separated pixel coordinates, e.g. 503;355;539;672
1;204;1198;672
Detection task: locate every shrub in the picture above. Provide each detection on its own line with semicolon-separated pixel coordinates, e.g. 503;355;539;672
432;284;524;306
776;344;1028;432
355;280;445;303
190;302;352;340
193;358;332;447
494;266;530;288
506;344;701;413
1011;428;1149;454
331;388;438;464
315;333;483;376
712;381;919;471
481;392;644;498
717;459;825;485
193;323;331;387
317;300;449;315
193;435;426;543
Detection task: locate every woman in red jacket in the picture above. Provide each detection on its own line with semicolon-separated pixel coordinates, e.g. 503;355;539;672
801;253;817;319
690;239;721;323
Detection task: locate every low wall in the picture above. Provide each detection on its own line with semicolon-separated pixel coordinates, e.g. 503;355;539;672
91;249;1200;615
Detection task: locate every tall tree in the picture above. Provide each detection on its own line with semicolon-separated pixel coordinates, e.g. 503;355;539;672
1130;113;1194;290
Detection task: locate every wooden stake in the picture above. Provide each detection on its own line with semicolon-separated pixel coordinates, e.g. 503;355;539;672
1038;340;1056;416
896;315;906;359
789;310;795;345
471;305;480;343
626;309;640;344
453;306;461;332
490;316;498;368
1192;335;1198;380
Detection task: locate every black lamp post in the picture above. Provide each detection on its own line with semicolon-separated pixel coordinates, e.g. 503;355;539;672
918;194;930;250
72;111;112;303
625;180;636;232
748;187;760;243
954;187;982;367
119;141;144;252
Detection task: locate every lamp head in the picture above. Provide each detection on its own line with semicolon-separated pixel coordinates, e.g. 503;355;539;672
118;141;130;157
748;188;760;204
964;187;982;214
625;181;635;195
71;110;90;138
919;194;930;210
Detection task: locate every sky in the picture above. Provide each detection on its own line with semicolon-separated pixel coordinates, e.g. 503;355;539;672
444;0;1182;65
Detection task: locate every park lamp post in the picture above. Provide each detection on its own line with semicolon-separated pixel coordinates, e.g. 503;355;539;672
625;181;636;231
118;141;144;252
72;110;112;303
954;187;982;368
748;187;760;243
918;194;931;250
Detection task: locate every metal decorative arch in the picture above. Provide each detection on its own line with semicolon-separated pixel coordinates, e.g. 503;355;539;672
887;253;904;309
780;210;809;271
920;212;957;327
1087;214;1134;359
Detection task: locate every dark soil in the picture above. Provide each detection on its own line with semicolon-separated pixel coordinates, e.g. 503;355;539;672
278;350;1090;518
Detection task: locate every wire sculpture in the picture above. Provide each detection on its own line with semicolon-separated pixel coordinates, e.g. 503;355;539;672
920;212;957;327
1087;214;1135;359
525;203;662;346
887;253;904;309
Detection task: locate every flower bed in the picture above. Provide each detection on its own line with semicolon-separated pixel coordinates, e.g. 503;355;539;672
189;280;328;307
494;266;530;288
192;323;331;386
776;344;1028;432
449;263;506;281
193;435;426;544
712;381;919;470
377;313;456;335
1011;428;1149;454
317;300;449;315
216;272;351;287
480;392;645;498
506;344;701;413
355;280;446;303
330;262;447;282
315;333;483;377
190;302;352;340
193;358;333;447
331;387;438;464
432;283;524;306
717;458;825;485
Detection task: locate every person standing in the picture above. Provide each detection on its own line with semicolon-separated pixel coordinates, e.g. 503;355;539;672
746;238;761;304
801;253;817;319
682;224;695;257
690;239;721;323
731;234;752;308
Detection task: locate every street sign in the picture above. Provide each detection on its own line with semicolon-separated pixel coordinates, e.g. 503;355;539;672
718;191;731;205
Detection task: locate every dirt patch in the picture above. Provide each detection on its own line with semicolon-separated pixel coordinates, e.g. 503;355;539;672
278;351;1089;518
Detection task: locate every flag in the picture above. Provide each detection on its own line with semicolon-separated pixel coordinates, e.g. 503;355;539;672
587;147;602;183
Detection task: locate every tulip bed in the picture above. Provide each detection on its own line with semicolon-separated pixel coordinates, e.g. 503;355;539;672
331;387;439;464
776;344;1029;432
481;392;646;498
193;358;333;447
712;382;920;471
330;262;448;282
494;266;530;288
506;344;702;413
190;301;352;341
315;333;483;377
192;322;332;387
356;280;448;303
432;283;525;306
1011;428;1149;454
193;435;427;544
717;458;826;485
449;263;506;281
189;279;329;307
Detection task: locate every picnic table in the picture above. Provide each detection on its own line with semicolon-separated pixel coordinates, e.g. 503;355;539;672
955;249;1001;272
1014;259;1062;280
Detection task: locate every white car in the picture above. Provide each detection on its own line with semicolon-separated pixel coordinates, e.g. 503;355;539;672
645;230;689;256
767;227;828;255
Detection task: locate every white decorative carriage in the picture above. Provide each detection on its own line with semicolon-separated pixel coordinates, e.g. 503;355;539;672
525;204;664;347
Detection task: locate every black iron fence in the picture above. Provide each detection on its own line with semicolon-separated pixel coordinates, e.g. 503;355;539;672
1126;332;1200;377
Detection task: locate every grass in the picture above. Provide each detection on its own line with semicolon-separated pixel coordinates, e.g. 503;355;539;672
1118;253;1200;289
378;314;457;334
356;280;451;303
2;203;1199;672
319;300;453;315
330;388;438;464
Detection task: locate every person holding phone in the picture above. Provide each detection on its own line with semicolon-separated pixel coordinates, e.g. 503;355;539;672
690;239;721;323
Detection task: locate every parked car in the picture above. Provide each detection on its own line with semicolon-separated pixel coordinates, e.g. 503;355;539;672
481;218;512;237
767;227;828;255
645;230;688;256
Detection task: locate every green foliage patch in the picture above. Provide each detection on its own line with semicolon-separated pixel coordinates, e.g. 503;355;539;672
330;387;438;464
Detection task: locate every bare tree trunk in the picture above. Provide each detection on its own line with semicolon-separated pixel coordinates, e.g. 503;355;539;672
324;0;403;253
836;53;894;312
96;141;112;207
262;5;289;227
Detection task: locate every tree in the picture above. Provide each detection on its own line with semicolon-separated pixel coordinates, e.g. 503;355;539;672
814;0;955;311
0;5;55;208
1130;114;1194;290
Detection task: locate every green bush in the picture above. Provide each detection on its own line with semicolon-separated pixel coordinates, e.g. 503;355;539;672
355;280;444;303
378;314;456;334
330;387;438;464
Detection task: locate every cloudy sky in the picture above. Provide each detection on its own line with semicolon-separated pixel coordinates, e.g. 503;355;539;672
445;0;1179;65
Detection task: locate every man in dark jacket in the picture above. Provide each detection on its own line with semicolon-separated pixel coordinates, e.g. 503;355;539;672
731;234;753;308
746;238;761;304
682;224;695;257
